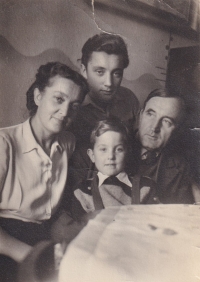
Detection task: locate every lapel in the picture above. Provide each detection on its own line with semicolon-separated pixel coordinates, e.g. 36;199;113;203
157;152;181;191
130;175;140;204
91;173;104;210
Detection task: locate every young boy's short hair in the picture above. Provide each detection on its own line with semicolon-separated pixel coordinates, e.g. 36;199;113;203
89;118;129;149
81;33;129;69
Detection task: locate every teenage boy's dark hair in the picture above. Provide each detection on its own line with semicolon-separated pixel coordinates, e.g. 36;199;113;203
81;33;129;68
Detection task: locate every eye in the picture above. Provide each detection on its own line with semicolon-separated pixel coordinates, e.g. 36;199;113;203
113;71;123;78
145;111;154;117
95;69;104;76
99;147;107;152
162;119;173;128
55;97;64;104
116;147;124;153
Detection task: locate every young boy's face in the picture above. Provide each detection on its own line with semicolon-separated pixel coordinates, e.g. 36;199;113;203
87;131;127;176
81;51;124;105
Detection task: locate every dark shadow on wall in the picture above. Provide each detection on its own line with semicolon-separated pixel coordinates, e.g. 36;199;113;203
122;74;161;107
0;35;78;127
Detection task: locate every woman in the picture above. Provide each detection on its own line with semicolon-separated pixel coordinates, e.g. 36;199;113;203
0;62;88;280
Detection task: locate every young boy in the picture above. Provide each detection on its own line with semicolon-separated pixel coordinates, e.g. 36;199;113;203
70;118;156;220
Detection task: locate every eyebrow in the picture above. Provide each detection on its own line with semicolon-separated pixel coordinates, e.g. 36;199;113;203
54;91;69;98
146;108;177;124
146;108;155;113
54;91;82;103
93;66;105;69
97;143;125;147
92;66;123;71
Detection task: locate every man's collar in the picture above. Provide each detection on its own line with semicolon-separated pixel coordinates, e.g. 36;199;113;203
97;171;132;187
82;94;103;112
141;148;161;160
22;118;39;153
82;93;94;106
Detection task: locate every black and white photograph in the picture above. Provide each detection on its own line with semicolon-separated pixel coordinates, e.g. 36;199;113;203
0;0;199;281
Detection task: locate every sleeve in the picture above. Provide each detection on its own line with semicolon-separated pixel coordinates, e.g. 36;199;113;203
120;86;140;117
119;86;140;132
0;135;9;196
66;166;95;220
175;163;195;204
157;154;195;204
60;163;88;218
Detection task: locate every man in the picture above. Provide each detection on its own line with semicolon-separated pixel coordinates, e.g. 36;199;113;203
71;33;139;168
133;88;195;204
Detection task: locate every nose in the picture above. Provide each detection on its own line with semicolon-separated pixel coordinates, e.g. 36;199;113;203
107;149;115;160
151;119;161;134
60;102;69;117
104;73;112;88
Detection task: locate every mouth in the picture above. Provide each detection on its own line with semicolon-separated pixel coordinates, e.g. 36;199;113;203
53;117;64;123
146;134;158;140
100;90;114;95
105;164;116;167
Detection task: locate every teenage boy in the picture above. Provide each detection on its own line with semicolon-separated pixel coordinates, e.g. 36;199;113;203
71;33;140;168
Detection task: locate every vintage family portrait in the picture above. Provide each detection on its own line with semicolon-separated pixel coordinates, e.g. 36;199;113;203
0;0;199;281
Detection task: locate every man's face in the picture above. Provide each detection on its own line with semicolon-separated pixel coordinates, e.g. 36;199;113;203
81;51;124;105
138;97;182;151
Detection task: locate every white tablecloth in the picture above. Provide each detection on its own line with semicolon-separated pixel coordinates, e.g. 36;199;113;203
59;205;200;282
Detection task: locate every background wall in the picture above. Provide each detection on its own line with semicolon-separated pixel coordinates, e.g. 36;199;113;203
0;0;198;127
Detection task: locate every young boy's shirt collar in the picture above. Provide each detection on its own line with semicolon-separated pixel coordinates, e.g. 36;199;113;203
97;171;132;188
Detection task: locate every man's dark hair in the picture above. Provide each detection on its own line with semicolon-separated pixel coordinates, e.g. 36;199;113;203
143;88;186;124
81;33;129;68
26;62;88;117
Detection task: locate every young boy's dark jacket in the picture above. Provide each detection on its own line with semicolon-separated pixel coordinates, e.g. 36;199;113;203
70;170;158;220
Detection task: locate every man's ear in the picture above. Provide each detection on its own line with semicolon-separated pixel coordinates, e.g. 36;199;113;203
140;108;144;115
139;109;144;121
87;148;95;163
80;64;87;79
34;88;42;106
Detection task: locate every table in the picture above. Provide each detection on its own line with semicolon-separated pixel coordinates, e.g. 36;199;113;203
59;205;200;282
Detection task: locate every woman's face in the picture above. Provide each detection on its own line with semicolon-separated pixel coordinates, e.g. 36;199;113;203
34;75;82;136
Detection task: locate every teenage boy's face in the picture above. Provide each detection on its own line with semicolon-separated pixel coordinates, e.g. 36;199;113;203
87;131;127;176
81;51;124;105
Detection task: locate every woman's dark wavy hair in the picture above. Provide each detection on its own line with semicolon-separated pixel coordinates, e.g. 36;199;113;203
89;117;129;149
81;33;129;68
26;62;88;117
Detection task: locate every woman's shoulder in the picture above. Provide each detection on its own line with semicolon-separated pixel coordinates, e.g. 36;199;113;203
0;122;26;155
0;122;24;142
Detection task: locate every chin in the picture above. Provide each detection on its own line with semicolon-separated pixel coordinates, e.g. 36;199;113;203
142;140;159;151
107;170;119;176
